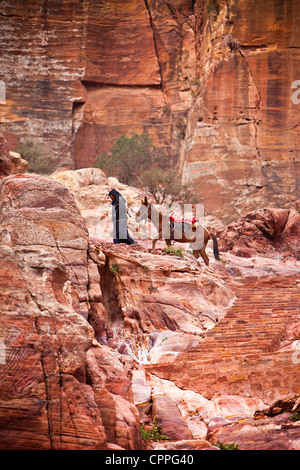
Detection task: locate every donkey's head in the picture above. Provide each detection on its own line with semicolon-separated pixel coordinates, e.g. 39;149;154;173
136;196;150;222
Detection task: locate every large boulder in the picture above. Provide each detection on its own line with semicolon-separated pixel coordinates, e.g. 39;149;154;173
219;203;300;259
9;150;28;174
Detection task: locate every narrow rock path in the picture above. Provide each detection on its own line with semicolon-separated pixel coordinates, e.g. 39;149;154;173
146;274;300;403
189;276;300;358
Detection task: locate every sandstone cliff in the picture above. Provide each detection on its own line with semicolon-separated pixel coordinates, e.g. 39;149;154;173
180;0;300;223
0;0;299;223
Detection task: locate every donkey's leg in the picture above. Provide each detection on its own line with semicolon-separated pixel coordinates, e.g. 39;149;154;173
199;242;209;266
152;238;158;250
152;233;162;250
165;239;172;247
193;250;200;259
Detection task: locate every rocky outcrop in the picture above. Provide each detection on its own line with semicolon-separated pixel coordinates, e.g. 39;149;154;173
1;1;299;223
95;241;234;344
218;201;300;259
0;172;141;450
209;396;300;450
0;135;27;176
50;167;145;242
9;151;28;174
146;254;300;402
0;166;234;450
0;173;102;449
50;167;227;244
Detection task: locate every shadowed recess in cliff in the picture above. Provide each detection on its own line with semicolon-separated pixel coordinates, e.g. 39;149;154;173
99;258;124;329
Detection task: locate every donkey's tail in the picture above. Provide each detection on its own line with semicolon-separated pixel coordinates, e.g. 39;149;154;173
210;233;220;261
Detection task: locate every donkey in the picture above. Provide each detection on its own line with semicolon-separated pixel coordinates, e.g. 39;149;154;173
136;196;220;266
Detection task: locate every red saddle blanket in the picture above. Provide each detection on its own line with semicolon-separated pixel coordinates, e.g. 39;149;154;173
169;211;198;226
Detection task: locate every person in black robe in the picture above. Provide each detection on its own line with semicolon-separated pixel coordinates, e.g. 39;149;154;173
108;189;137;245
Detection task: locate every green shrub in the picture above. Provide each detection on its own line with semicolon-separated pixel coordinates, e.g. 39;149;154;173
17;138;57;175
164;245;184;258
140;168;194;204
111;262;120;274
140;420;170;442
206;0;219;15
289;411;300;422
215;441;239;450
93;133;167;186
94;133;197;204
191;77;201;86
219;256;229;264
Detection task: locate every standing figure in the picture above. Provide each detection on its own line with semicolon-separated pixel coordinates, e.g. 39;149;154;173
109;189;137;245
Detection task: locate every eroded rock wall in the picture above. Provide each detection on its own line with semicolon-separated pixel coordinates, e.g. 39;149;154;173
0;171;141;450
181;0;300;223
1;0;299;222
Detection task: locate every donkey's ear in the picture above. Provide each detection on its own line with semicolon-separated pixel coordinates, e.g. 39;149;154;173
144;196;148;206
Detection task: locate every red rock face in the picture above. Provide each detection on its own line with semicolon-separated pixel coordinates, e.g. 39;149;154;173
1;0;299;221
73;87;171;168
0;1;88;166
181;0;300;222
0;174;102;449
84;0;161;85
0;173;141;450
0;0;195;167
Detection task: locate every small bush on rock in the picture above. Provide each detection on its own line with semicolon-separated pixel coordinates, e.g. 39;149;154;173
140;420;170;442
164;246;184;258
215;441;239;450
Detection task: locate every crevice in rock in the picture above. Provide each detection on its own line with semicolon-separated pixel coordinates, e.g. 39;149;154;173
72;101;85;137
98;259;124;330
238;49;262;109
0;12;22;18
81;80;161;90
241;44;268;50
143;0;164;94
252;118;272;201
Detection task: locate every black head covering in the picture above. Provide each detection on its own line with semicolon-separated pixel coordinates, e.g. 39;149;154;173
109;189;123;198
109;189;126;209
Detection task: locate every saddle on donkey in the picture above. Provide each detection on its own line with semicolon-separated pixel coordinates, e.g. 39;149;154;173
168;211;199;234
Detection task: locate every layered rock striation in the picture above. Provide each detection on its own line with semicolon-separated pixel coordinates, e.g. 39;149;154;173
180;0;300;223
1;1;299;222
0;167;141;449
